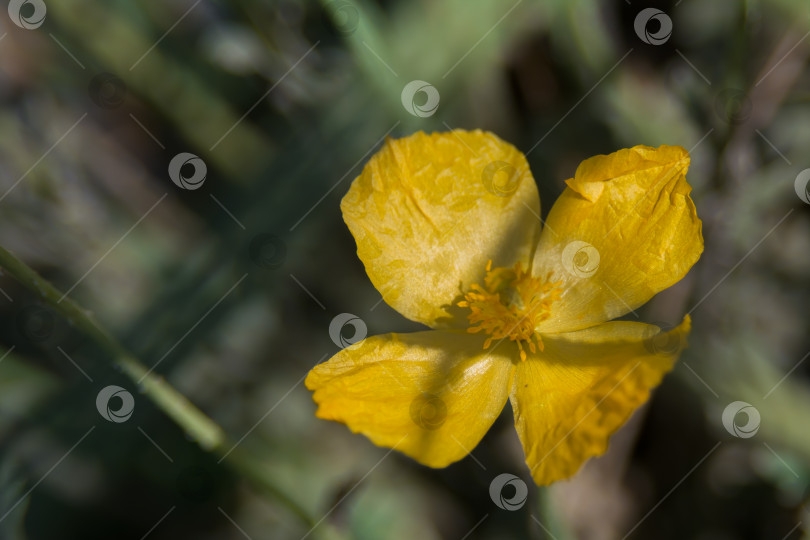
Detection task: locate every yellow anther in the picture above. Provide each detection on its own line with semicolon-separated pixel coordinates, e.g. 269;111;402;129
458;262;561;361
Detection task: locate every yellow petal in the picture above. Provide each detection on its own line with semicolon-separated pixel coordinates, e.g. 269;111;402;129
511;316;690;485
342;130;541;328
533;145;702;333
305;330;514;468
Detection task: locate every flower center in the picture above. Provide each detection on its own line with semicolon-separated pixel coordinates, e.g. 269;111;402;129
458;261;562;362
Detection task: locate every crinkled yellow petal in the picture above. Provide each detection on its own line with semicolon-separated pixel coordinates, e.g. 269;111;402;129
342;130;541;328
533;145;703;333
511;316;690;485
305;330;515;468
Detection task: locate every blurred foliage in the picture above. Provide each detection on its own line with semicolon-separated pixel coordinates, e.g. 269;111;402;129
1;0;810;539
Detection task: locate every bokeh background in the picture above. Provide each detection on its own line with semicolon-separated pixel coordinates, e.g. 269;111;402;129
1;0;809;539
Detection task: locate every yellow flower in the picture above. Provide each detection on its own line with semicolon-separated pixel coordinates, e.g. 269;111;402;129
305;130;703;485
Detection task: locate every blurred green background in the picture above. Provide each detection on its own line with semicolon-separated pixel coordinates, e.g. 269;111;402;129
1;0;809;538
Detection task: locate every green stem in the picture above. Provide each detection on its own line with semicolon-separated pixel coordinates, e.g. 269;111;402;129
0;245;317;529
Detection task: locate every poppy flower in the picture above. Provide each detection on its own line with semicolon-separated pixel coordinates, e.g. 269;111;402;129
306;130;702;485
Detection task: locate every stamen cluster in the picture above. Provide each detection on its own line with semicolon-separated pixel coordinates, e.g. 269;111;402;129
459;261;562;361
